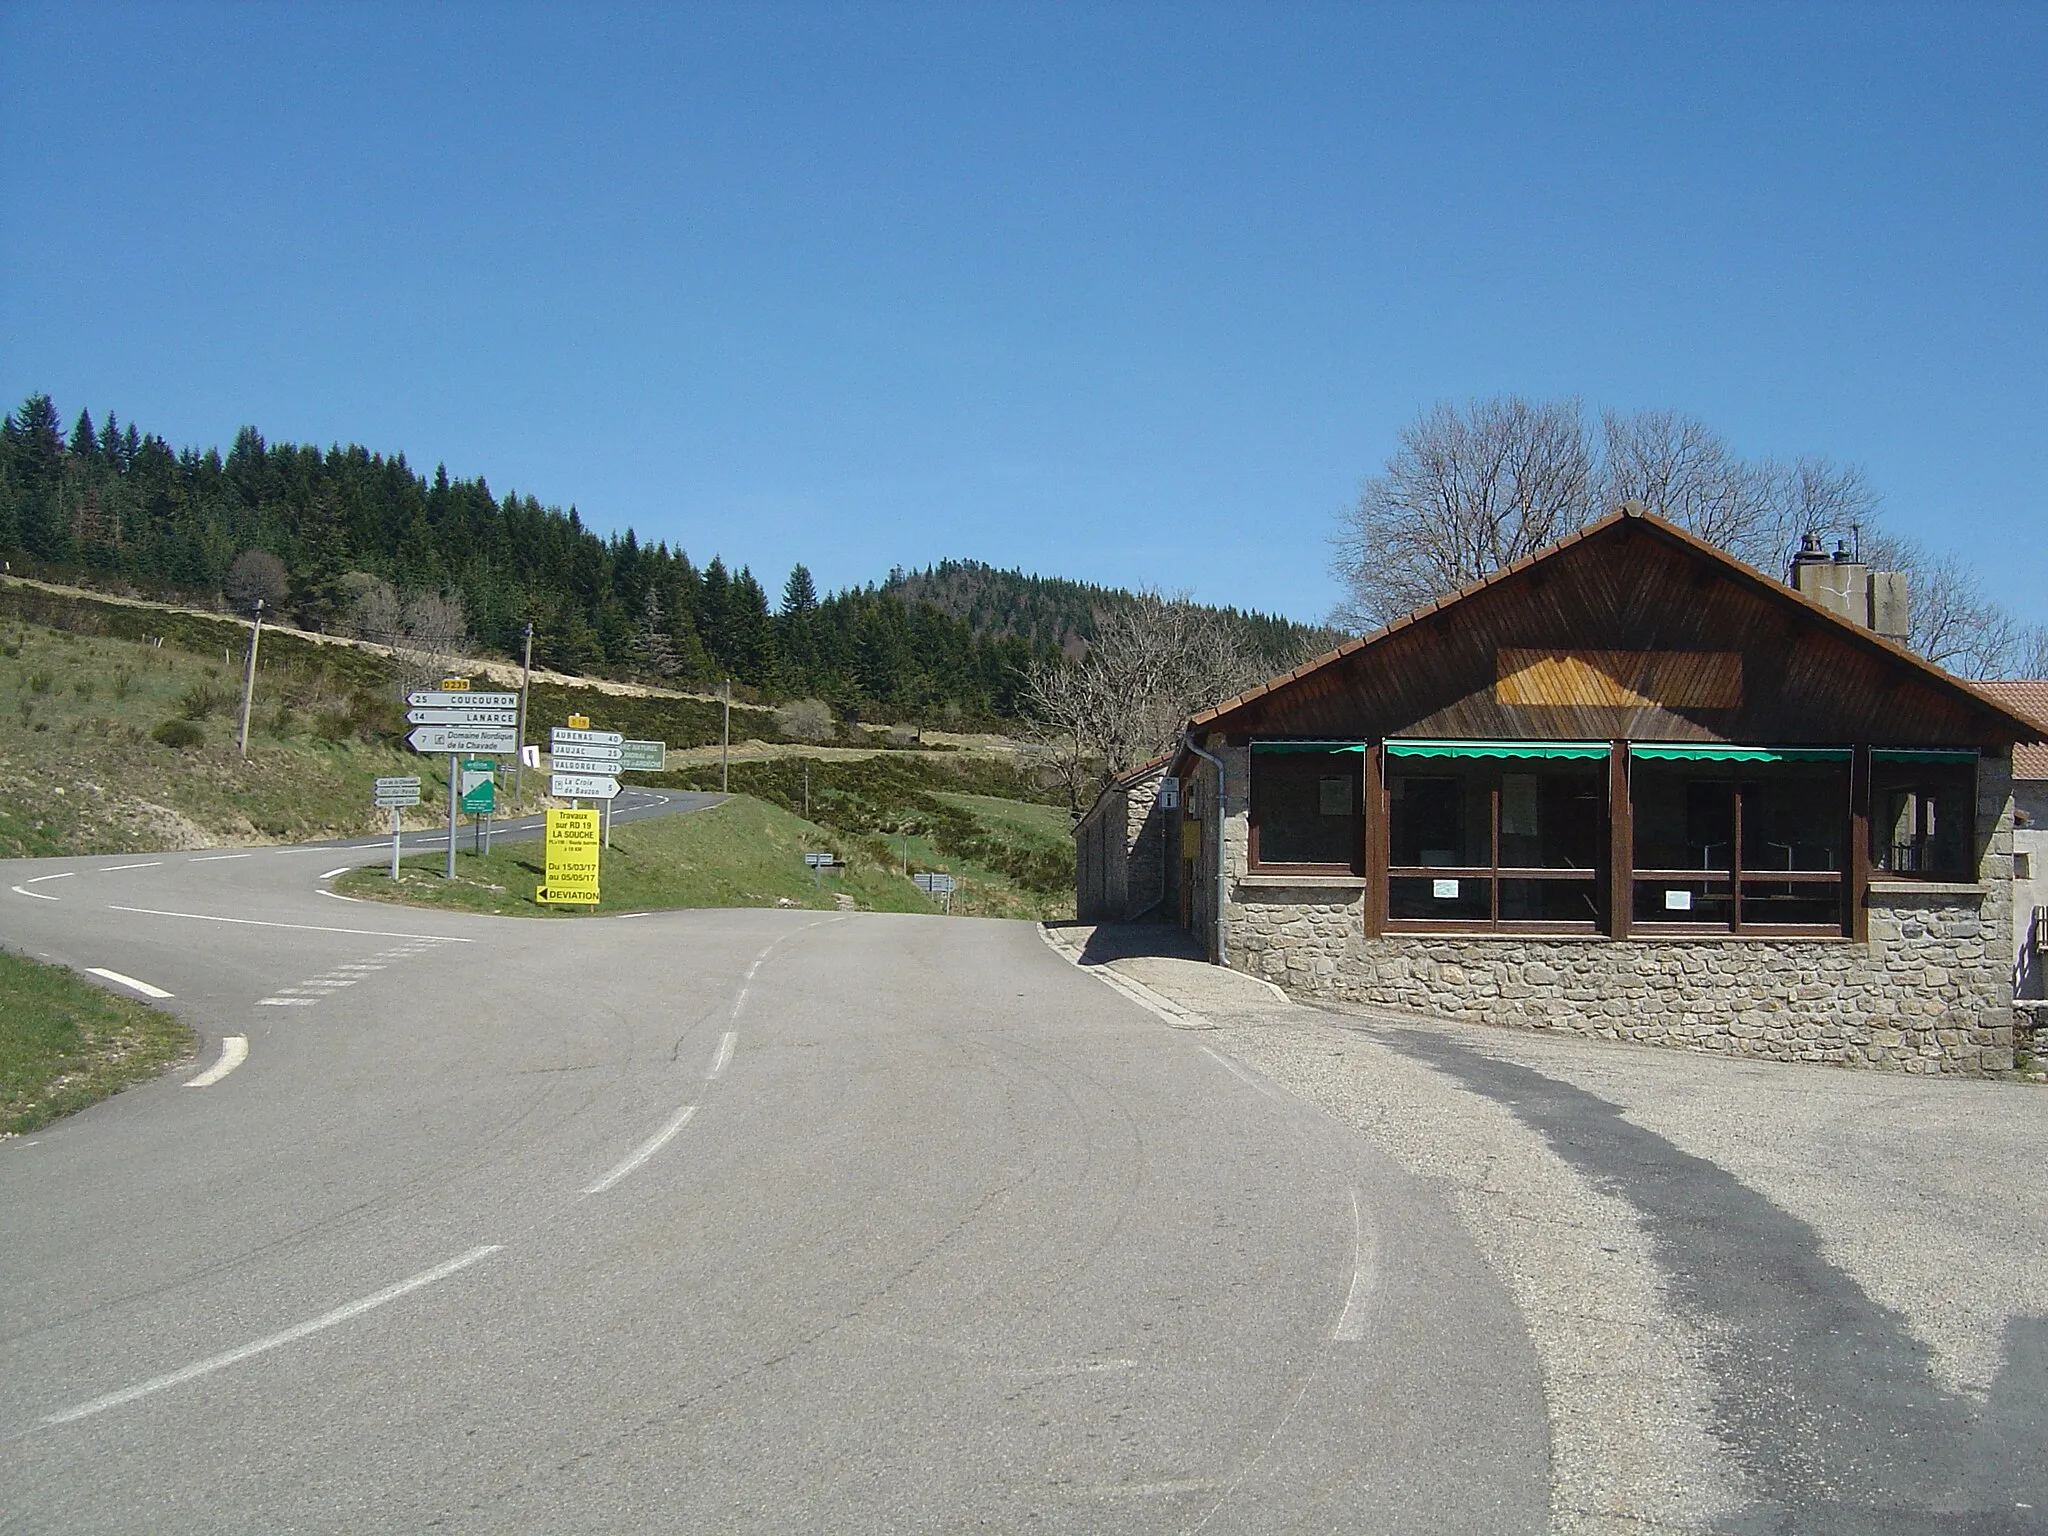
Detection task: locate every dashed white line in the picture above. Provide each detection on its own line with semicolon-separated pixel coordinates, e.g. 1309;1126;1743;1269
257;997;317;1007
319;867;352;880
38;1245;502;1426
187;1036;249;1087
26;872;75;884
709;1031;737;1079
1196;1043;1290;1104
106;906;472;942
84;967;173;1000
318;889;364;904
11;885;61;901
584;1104;696;1195
101;861;163;871
189;853;252;863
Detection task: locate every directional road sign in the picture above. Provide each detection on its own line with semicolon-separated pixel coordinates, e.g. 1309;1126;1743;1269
620;739;667;773
803;851;838;869
913;872;958;895
550;772;619;800
409;725;519;754
408;707;519;726
550;756;622;776
551;739;622;759
551;727;624;748
373;775;422;809
410;690;519;709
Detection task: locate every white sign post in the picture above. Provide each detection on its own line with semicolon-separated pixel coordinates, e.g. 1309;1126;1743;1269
374;776;422;879
407;686;519;878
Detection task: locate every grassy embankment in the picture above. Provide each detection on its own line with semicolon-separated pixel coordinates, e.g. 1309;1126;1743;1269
661;756;1075;920
335;794;938;916
0;952;195;1135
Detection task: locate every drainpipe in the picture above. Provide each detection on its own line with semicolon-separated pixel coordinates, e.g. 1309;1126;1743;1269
1183;732;1228;967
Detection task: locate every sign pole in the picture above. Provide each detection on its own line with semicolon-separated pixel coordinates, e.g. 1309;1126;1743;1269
721;676;730;793
602;795;611;849
391;805;401;879
236;597;264;758
446;752;458;879
512;621;533;805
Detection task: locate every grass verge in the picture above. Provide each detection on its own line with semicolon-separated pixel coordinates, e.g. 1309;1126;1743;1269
1;952;196;1135
334;795;940;917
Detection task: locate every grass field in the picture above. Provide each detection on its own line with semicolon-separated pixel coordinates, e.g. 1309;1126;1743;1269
336;795;940;917
0;952;196;1135
0;612;539;856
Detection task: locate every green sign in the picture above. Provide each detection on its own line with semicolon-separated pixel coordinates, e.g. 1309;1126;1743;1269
459;757;496;814
620;739;666;773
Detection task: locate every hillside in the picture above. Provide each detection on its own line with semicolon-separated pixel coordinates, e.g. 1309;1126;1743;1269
882;559;1339;670
0;393;1331;722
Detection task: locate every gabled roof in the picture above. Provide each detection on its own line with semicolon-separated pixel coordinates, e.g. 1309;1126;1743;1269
1186;506;2045;744
1978;681;2048;780
1071;751;1173;840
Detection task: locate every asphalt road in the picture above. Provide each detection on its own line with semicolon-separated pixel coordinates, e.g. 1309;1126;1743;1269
0;834;1547;1532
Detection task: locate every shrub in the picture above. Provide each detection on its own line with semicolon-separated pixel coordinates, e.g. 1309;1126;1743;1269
151;719;205;750
27;670;53;695
775;698;837;742
178;681;236;719
73;678;94;701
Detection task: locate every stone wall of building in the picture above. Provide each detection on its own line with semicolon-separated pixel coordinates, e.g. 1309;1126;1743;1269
1209;742;2020;1076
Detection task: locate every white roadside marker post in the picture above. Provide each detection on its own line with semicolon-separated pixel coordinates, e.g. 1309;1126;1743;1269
446;752;458;880
391;805;402;879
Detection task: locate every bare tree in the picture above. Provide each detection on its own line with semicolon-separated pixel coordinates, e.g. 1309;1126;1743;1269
2017;626;2048;680
338;573;471;686
1027;594;1271;808
1599;411;1781;568
1330;396;1597;630
223;549;290;613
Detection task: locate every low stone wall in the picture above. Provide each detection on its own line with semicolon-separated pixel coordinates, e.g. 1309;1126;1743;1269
1229;884;2014;1075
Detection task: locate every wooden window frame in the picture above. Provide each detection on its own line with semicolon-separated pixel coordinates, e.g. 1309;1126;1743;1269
1247;748;1365;876
1381;757;1605;936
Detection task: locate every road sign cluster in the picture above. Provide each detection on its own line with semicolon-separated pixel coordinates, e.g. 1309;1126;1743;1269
408;690;519;754
550;727;622;800
374;775;421;809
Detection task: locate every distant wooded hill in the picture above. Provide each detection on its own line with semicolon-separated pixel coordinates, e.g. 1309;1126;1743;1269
0;394;1332;721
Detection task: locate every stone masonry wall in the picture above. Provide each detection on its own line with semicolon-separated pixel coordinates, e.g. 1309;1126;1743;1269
1217;745;2020;1076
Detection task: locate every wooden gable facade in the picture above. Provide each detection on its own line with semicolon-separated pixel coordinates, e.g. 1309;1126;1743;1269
1178;508;2035;947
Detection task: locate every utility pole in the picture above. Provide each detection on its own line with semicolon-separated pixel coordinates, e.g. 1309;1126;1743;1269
512;621;534;804
721;676;730;794
803;760;810;821
236;597;264;757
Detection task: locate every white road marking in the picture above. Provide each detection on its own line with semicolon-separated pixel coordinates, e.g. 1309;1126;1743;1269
1196;1042;1291;1104
1332;1187;1380;1342
584;1104;696;1195
11;885;61;901
187;1036;249;1087
709;1031;737;1079
26;872;76;884
38;1244;502;1426
189;853;252;863
319;867;351;880
257;997;318;1006
317;889;364;904
84;967;173;999
106;906;473;942
102;861;163;871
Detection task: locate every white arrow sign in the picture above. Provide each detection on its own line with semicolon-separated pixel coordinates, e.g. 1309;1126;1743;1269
410;690;519;709
550;773;619;799
407;708;519;726
550;742;622;760
375;776;422;792
550;756;623;776
409;726;519;753
551;727;624;747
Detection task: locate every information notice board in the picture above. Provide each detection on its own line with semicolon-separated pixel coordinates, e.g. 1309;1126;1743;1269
540;807;601;905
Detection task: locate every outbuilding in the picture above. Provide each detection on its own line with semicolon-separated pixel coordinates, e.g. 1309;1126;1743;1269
1115;506;2041;1073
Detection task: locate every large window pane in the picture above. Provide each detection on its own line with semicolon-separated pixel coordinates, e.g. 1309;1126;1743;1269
1389;768;1488;867
1872;763;1975;876
1500;877;1599;924
1634;877;1732;926
1739;878;1842;926
1251;751;1361;868
1741;766;1846;873
1629;756;1847;932
1390;874;1492;921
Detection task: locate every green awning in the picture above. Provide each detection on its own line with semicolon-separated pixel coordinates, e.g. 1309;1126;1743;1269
1872;747;1979;764
1251;741;1367;754
1629;744;1850;763
1384;740;1610;760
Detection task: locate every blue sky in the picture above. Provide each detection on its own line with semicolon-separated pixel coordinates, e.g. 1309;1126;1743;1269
3;3;2042;629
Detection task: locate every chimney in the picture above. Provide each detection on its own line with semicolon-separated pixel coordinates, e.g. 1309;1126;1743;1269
1789;531;1909;644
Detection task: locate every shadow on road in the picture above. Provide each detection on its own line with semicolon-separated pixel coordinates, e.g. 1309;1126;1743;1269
1043;919;1206;968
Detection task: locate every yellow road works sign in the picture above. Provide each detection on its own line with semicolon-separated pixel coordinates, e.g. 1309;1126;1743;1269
539;807;601;905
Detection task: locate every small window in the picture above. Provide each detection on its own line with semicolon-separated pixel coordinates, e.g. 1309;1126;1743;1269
2014;851;2031;882
1871;762;1975;878
1250;751;1362;870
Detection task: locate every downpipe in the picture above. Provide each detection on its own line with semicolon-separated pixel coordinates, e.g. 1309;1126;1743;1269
1183;732;1228;967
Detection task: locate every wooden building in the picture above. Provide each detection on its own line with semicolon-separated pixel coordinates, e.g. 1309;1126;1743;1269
1126;506;2039;1073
